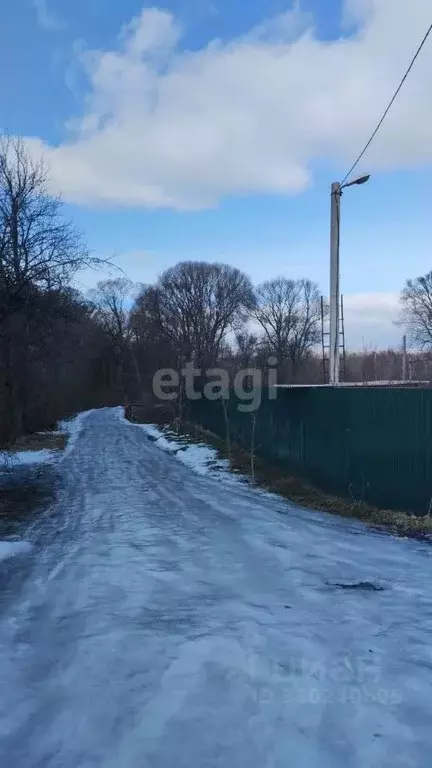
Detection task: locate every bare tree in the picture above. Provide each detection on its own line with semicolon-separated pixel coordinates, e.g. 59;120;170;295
0;136;97;306
288;279;322;366
90;278;144;400
0;136;102;442
90;278;133;347
253;277;298;365
254;277;321;375
399;271;432;349
129;285;163;347
151;261;255;369
0;282;115;445
235;330;259;368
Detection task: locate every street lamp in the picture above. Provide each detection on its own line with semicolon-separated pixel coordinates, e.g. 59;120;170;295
342;174;371;189
329;174;370;385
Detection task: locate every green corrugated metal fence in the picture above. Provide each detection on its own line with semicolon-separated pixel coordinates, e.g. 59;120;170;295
187;387;432;515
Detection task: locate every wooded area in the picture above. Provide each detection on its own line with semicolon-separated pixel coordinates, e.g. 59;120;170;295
1;135;431;447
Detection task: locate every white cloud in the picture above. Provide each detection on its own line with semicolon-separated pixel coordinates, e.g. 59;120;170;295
120;7;181;57
244;3;313;44
32;0;64;31
343;292;402;350
27;0;432;209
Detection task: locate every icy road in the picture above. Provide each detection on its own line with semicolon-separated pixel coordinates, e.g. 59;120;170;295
1;408;431;767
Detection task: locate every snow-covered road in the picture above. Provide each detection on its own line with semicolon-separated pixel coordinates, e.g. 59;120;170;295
1;408;431;767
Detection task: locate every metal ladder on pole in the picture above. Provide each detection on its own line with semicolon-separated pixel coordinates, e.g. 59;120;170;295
321;295;347;383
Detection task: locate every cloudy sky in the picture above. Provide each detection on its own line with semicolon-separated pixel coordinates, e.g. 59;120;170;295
1;0;431;348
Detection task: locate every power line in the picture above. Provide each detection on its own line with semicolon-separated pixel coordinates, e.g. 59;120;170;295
342;21;432;185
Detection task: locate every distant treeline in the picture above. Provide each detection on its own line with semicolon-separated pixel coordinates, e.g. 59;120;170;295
1;134;431;445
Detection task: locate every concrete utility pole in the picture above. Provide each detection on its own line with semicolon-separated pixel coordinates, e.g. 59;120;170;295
329;183;341;386
329;174;371;386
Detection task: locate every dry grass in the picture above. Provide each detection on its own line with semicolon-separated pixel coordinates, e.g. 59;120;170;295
1;430;64;531
192;424;432;538
126;408;432;540
12;431;67;452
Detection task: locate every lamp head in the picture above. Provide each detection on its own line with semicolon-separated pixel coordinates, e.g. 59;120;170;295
342;174;371;189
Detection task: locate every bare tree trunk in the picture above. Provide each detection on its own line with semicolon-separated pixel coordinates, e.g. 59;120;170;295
129;344;144;399
1;318;25;443
221;397;231;465
175;364;186;424
250;414;256;481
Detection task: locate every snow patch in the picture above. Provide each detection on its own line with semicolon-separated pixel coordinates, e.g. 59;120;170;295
36;430;64;436
176;442;230;476
118;409;231;478
0;449;58;472
0;540;32;561
138;424;179;454
5;450;57;467
0;410;98;472
58;409;98;460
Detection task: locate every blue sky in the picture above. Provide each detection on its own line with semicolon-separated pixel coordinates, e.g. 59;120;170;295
1;0;431;348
